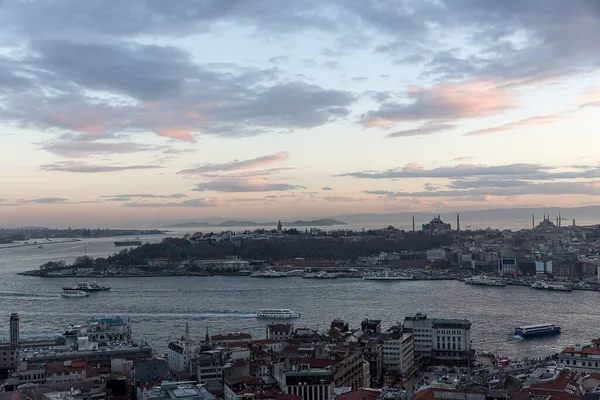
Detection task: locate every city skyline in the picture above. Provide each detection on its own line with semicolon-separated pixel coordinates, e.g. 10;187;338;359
2;1;600;227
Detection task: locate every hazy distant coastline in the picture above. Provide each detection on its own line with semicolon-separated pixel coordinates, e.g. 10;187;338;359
162;218;347;228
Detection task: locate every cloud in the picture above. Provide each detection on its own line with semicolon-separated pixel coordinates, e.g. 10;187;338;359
323;196;364;202
463;114;569;137
40;161;164;173
361;81;517;129
200;167;295;179
452;157;474;161
20;198;69;204
193;178;304;192
338;163;600;180
179;152;289;175
321;186;333;191
124;198;223;208
364;181;600;199
41;134;150;158
0;39;355;142
387;123;455;138
101;194;188;202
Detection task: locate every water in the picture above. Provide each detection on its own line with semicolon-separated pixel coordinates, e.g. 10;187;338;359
0;235;599;359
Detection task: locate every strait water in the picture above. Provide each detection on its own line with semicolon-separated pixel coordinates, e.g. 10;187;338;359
0;235;599;360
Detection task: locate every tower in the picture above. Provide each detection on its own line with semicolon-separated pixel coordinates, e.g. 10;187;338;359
205;327;211;346
9;313;19;349
532;214;535;229
276;220;282;234
412;216;415;232
573;219;576;227
559;214;562;227
456;213;460;232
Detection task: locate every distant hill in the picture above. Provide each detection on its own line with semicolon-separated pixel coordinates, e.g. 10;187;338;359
163;218;347;228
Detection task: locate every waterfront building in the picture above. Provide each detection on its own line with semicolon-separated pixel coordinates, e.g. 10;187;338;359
267;324;294;341
64;317;132;345
361;319;381;334
211;333;252;347
382;334;414;375
426;249;447;262
560;339;600;374
403;313;471;365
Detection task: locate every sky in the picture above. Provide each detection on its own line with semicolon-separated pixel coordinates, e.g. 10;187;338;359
1;0;600;228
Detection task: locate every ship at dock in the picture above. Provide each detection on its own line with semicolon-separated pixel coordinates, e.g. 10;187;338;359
250;270;288;278
464;275;506;287
531;281;572;292
303;271;339;279
363;269;412;281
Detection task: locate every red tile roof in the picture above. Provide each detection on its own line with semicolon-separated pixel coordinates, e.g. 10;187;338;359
521;371;581;400
212;333;252;341
563;346;600;356
253;339;281;345
45;361;86;374
337;389;381;400
256;394;302;400
290;358;338;368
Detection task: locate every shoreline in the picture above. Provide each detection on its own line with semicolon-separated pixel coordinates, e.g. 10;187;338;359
0;239;82;250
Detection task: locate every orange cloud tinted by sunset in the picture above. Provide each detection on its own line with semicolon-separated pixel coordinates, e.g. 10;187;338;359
464;114;569;136
156;129;196;142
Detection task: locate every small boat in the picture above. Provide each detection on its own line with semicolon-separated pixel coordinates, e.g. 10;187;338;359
37;245;44;249
61;290;90;298
256;309;300;319
464;276;505;287
62;281;111;292
514;323;561;338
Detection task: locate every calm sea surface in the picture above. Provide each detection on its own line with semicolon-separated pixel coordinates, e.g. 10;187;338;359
0;234;599;360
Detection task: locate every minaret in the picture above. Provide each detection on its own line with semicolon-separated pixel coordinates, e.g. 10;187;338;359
573;219;576;228
412;216;415;232
456;213;460;232
185;319;190;343
559;214;562;227
556;216;559;226
532;214;535;229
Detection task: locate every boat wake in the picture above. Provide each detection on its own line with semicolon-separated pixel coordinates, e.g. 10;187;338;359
511;335;524;341
0;291;61;298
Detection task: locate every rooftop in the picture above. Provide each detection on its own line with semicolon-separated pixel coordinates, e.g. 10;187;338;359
140;382;215;400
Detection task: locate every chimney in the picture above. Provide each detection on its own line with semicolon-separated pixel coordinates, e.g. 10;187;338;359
9;313;19;349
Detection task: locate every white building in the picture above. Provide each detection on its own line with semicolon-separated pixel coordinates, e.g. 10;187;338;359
559;339;600;374
167;321;198;374
403;313;471;365
426;249;447;261
382;334;414;375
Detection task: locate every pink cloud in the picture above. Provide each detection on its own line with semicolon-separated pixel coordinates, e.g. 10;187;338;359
463;114;569;136
361;80;518;128
156;129;196;142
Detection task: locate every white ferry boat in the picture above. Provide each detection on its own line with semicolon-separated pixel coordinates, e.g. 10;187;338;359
256;309;300;319
363;269;412;281
531;281;572;292
61;290;90;298
62;281;111;292
303;271;339;279
250;270;288;278
514;323;561;338
464;276;505;287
